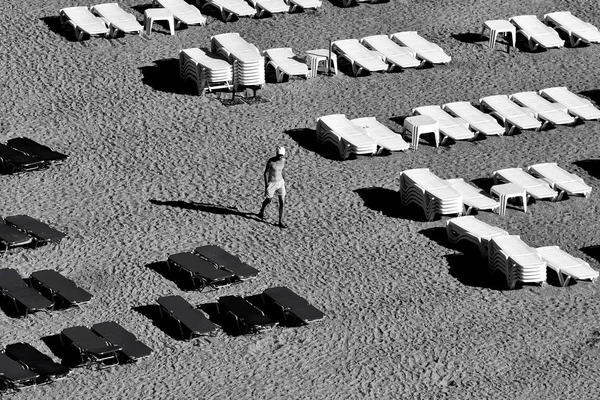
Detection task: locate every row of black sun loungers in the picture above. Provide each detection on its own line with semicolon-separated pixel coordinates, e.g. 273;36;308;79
0;268;92;316
0;215;66;251
0;137;67;174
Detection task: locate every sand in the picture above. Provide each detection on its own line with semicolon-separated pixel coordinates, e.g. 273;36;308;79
1;0;600;398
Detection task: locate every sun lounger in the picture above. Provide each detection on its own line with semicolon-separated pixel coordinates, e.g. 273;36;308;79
6;138;68;165
446;216;509;257
210;33;265;89
479;95;542;135
538;87;600;121
60;326;121;368
90;3;143;37
200;0;256;21
509;91;576;128
59;6;109;41
399;168;463;221
0;268;54;316
412;105;475;144
91;321;152;362
194;245;259;281
0;143;48;174
493;167;558;201
445;178;500;215
4;215;66;247
0;219;33;251
247;0;289;17
316;114;378;160
261;286;325;324
527;162;592;200
263;48;309;82
442;101;505;137
488;235;546;289
286;0;321;12
0;352;40;391
218;295;278;333
29;270;92;308
350;117;410;152
179;48;233;94
390;31;451;65
509;15;564;51
167;252;235;290
154;0;206;27
536;246;599;286
360;35;421;71
157;295;217;339
5;343;70;381
331;39;388;76
544;11;600;47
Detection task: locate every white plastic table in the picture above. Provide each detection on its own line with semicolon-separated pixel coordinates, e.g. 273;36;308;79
305;49;338;78
490;183;527;216
481;20;516;53
403;115;439;150
144;8;175;36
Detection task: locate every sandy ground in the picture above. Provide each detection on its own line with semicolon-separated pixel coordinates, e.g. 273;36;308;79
2;0;600;398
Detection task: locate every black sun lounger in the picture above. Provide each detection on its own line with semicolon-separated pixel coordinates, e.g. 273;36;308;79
60;326;122;368
29;270;92;308
4;215;66;246
5;343;70;381
194;245;259;281
262;286;325;324
0;220;33;251
0;352;40;391
0;268;54;316
167;252;235;290
7;137;68;164
157;295;217;339
0;143;48;174
91;321;152;362
217;295;278;334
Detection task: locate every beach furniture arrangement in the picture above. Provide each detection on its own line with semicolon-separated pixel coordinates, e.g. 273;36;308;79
167;252;236;290
4;343;70;383
3;215;66;247
91;321;153;362
210;33;265;90
536;246;599;286
247;0;289;17
538;87;600;121
193;245;259;281
445;178;500;215
490;183;528;216
179;48;233;95
154;0;206;28
390;31;451;65
59;6;109;41
509;91;576;128
350;117;410;152
527;163;592;200
157;295;217;339
543;11;600;47
261;286;325;324
481;20;516;53
305;49;338;77
412;105;476;144
479;95;542;135
0;268;54;317
442;101;505;137
90;3;143;37
263;48;310;82
29;270;93;309
493;167;558;201
360;35;421;71
144;8;175;35
399;168;463;221
315;114;378;160
446;216;509;257
218;295;278;334
199;0;256;21
402;115;439;150
488;235;547;289
0;351;40;391
509;15;564;51
60;326;122;368
286;0;321;12
330;39;388;76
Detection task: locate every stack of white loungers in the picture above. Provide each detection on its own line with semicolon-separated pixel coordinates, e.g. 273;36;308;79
315;114;377;160
210;33;265;90
399;168;463;221
179;48;233;94
488;235;547;289
446;216;509;257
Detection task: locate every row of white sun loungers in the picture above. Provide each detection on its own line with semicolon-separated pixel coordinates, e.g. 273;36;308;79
413;105;476;143
155;0;206;27
199;0;320;21
60;4;143;40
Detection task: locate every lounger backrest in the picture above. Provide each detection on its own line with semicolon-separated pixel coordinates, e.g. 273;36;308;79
264;48;302;67
545;11;589;31
5;343;69;378
62;326;110;350
317;114;366;138
494;168;546;188
0;352;40;383
181;48;232;70
0;268;28;291
30;270;93;304
332;39;378;60
540;87;591;108
392;31;439;51
447;216;508;239
510;91;564;113
511;15;553;35
92;3;135;22
490;235;544;266
528;163;577;184
61;6;106;26
481;95;527;116
444;102;492;123
362;35;413;56
350;117;396;139
414;105;461;126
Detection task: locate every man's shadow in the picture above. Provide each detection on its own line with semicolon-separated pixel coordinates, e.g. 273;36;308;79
149;200;276;225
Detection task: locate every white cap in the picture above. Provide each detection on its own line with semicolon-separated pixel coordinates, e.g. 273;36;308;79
277;146;286;156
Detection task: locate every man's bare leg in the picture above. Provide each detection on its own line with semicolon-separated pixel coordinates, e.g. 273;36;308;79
258;198;271;219
278;195;286;228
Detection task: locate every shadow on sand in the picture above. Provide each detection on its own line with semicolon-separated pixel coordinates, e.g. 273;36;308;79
149;199;270;224
573;159;600;180
285;128;347;160
139;59;196;95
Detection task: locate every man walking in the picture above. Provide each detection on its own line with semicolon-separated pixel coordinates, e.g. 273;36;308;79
258;146;287;228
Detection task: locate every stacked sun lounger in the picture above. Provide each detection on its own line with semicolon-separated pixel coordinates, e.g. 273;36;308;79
390;31;451;65
538;87;600;121
412;106;475;144
399;168;463;221
488;235;547;289
527;162;592;200
536;246;599;286
446;178;500;215
543;11;600;47
179;48;233;95
493;167;558;201
210;33;265;90
509;91;576;128
315;114;378;160
350;117;410;152
446;216;509;257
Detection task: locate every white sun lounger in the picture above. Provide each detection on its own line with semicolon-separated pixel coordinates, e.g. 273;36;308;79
350;117;410;152
538;87;600;121
446;179;500;215
390;31;451;65
155;0;206;26
488;235;546;289
544;11;600;47
479;95;542;135
527;162;592;200
316;114;378;160
412;105;475;144
330;39;388;76
509;15;564;51
201;0;256;21
493;167;558;201
90;3;142;37
536;246;599;286
59;6;109;41
286;0;321;12
446;215;509;257
263;48;309;82
509;91;576;128
211;33;265;89
442;101;505;137
247;0;289;17
360;35;421;71
179;48;233;94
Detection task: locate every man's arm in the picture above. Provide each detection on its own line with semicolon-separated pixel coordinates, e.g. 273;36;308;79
263;160;271;188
